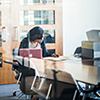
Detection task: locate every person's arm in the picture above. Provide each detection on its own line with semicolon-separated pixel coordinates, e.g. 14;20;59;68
41;40;51;57
41;40;59;57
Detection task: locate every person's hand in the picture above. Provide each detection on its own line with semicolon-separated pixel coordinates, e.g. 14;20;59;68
51;54;59;57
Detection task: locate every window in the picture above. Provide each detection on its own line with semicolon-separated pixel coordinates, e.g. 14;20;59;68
20;0;55;5
20;10;55;25
33;0;55;4
34;11;41;18
34;10;55;25
33;0;40;3
44;30;55;43
20;31;28;41
24;11;28;25
24;0;28;4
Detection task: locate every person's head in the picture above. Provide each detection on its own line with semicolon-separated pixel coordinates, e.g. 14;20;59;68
27;26;44;43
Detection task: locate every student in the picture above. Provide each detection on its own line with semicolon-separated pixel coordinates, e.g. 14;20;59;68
19;26;59;57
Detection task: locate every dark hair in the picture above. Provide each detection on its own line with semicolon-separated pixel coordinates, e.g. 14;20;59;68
27;26;44;42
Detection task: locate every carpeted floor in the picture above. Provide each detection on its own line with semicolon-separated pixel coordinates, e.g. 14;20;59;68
0;83;26;100
0;83;100;100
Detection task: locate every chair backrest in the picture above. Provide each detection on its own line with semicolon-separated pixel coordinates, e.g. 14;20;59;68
74;47;82;55
15;56;40;77
15;56;40;95
45;67;76;84
30;65;80;100
44;67;79;100
31;67;80;100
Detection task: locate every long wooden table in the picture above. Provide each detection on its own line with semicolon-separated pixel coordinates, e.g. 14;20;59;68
3;56;100;100
30;57;100;85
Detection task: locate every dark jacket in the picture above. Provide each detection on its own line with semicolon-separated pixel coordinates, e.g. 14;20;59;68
18;37;52;57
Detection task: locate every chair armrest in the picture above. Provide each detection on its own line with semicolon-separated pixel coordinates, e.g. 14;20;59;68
13;59;18;62
3;60;19;67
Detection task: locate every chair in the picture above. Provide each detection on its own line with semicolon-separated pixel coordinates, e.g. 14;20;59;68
81;83;100;100
14;56;41;99
73;47;82;57
3;56;40;99
31;67;81;100
16;56;52;100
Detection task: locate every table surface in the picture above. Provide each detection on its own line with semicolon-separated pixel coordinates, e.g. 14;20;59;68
29;56;100;85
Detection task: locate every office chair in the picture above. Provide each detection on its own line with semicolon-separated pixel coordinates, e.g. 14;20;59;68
73;46;82;57
16;56;52;100
14;56;41;99
31;67;81;100
3;56;38;99
80;83;100;100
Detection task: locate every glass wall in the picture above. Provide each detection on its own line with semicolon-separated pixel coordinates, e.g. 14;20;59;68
0;0;63;85
0;0;57;60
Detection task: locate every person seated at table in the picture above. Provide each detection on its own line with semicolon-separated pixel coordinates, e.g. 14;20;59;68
19;26;59;58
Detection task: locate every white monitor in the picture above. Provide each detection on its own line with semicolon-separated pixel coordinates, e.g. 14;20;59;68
86;29;100;41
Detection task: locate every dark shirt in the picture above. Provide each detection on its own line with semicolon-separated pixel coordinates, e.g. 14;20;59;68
18;37;52;57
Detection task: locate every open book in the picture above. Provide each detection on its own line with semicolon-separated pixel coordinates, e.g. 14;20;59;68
43;56;69;61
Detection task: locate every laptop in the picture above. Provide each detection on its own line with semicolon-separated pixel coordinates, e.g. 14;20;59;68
19;48;42;59
86;29;100;41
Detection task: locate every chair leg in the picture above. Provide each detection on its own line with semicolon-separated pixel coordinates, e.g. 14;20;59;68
73;90;78;100
25;95;31;100
14;91;24;99
13;89;20;96
82;93;86;100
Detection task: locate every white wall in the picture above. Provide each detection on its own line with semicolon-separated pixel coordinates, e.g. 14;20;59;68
63;0;100;56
